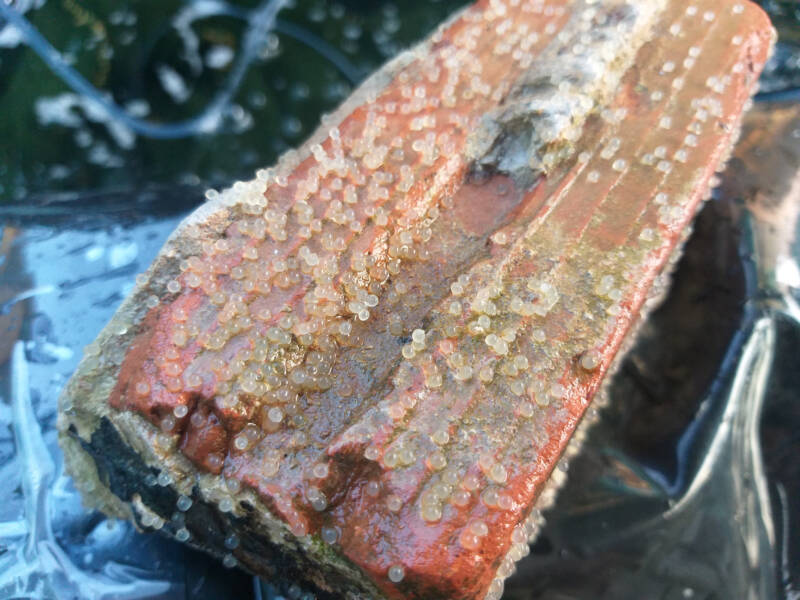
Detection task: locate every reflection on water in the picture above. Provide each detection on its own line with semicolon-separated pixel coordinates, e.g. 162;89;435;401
0;1;798;599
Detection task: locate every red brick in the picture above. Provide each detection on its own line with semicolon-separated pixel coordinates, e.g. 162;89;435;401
60;2;774;599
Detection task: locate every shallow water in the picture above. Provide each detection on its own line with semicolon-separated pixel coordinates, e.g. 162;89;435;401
0;2;798;599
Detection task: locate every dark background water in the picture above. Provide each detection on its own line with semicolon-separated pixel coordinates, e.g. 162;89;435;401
0;2;798;599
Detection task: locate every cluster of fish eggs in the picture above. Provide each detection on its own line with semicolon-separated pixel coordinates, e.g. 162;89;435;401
115;0;756;597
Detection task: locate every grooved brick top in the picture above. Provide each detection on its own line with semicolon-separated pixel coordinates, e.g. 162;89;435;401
61;1;774;599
